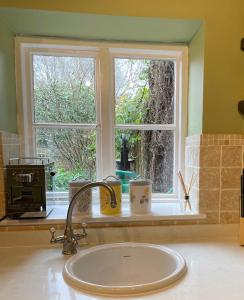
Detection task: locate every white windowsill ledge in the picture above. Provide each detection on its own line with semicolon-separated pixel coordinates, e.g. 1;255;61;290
82;202;204;223
0;202;206;226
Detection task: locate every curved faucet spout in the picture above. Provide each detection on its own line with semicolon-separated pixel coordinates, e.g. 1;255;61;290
62;181;117;255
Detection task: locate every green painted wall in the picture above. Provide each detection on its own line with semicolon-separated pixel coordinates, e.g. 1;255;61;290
0;8;201;43
202;14;244;133
0;19;16;133
188;26;204;135
0;0;243;134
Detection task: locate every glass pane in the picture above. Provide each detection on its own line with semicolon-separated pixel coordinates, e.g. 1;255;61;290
33;55;96;123
114;58;175;125
35;128;96;191
115;129;174;193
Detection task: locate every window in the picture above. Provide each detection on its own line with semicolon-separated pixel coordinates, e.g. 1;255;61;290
16;38;187;200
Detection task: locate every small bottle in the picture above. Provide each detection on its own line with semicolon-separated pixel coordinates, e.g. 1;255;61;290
100;176;121;215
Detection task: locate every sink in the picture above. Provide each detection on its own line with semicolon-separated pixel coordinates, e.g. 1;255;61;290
63;242;187;295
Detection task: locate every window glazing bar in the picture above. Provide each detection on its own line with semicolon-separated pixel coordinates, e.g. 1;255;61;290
33;122;98;129
115;124;176;131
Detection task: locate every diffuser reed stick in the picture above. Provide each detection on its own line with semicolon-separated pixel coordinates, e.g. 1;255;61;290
178;171;188;196
187;173;195;195
178;171;195;211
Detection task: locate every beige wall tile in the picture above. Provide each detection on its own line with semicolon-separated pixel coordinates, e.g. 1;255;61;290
199;189;220;211
220;212;239;224
199;212;219;224
151;220;174;226
56;224;66;230
200;146;221;167
7;225;36;231
0;142;3;166
34;224;57;230
0;226;8;232
186;134;243;224
0;153;3;167
222;146;242;167
199;168;220;189
0;192;6;218
175;220;199;225
221;189;240;211
221;168;242;189
0;169;5;193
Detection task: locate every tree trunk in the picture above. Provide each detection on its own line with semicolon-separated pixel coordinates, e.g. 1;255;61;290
142;61;174;193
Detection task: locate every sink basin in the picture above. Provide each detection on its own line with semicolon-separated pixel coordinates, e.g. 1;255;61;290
63;242;187;295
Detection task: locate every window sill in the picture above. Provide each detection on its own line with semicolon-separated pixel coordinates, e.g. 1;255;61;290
82;202;204;223
0;201;206;228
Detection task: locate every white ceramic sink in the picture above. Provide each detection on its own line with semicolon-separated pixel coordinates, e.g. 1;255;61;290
63;242;187;295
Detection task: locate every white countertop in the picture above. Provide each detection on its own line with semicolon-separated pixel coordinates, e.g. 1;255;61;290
0;225;244;300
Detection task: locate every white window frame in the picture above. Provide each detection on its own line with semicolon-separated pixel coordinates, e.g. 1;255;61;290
15;37;188;201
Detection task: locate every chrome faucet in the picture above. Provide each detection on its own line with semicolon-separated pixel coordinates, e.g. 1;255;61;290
49;181;117;255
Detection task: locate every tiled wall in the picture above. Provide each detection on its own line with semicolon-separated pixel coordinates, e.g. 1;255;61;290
0;131;20;218
185;134;244;224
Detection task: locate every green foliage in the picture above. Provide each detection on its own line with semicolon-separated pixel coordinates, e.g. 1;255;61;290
115;63;149;161
114;59;150;161
34;56;151;190
34;84;95;123
115;86;149;124
54;168;87;191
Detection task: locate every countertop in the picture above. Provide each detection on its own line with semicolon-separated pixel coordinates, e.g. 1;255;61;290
0;225;244;300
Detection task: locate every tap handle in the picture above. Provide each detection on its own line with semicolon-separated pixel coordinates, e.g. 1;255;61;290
81;222;88;237
79;222;88;245
49;227;65;244
49;227;56;243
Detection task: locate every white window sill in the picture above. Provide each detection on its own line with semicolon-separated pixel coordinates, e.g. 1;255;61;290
81;202;203;223
0;201;205;227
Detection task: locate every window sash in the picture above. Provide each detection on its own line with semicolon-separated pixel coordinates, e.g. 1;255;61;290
110;54;180;198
